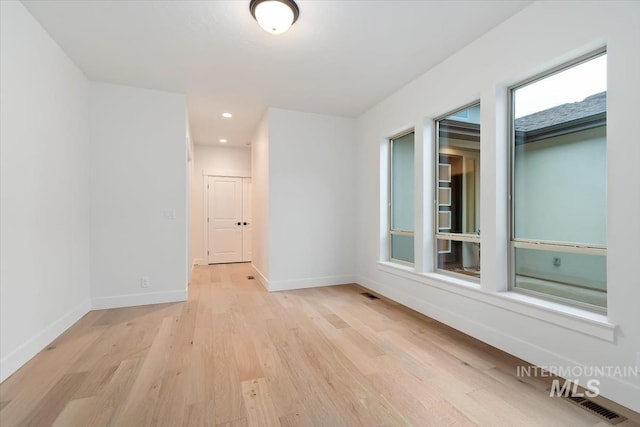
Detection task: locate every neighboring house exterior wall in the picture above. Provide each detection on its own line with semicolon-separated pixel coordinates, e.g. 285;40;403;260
514;125;607;289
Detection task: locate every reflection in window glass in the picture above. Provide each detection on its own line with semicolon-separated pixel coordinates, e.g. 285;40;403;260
391;133;414;232
436;104;480;278
391;234;415;264
389;131;414;264
514;247;606;308
437;240;480;278
511;52;607;310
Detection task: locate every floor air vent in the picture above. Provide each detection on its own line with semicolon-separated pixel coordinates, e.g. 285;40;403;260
247;276;254;280
361;292;379;300
562;395;626;424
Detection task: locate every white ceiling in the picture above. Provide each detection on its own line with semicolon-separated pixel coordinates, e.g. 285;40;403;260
22;0;531;147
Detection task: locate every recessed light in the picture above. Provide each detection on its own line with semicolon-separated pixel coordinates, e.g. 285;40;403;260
219;139;228;143
221;112;233;118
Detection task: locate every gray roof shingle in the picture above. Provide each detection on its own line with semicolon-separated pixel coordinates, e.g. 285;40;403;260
515;91;606;132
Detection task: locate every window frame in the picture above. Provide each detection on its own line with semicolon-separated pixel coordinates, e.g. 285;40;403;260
388;129;415;266
507;48;608;313
434;101;481;281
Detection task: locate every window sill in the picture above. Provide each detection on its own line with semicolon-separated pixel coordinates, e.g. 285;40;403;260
376;261;615;342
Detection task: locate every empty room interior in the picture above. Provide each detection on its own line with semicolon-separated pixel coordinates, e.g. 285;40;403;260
1;0;640;425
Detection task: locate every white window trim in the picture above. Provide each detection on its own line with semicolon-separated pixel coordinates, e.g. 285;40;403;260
437;232;481;243
377;261;615;342
434;102;482;281
508;48;608;312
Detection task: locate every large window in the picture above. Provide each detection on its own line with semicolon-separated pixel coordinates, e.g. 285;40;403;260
389;131;415;264
511;52;607;310
436;104;480;278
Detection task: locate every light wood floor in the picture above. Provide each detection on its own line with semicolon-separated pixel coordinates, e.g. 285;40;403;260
1;263;638;426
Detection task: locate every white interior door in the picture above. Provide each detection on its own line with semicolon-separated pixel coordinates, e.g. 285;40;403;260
208;176;243;263
242;178;252;262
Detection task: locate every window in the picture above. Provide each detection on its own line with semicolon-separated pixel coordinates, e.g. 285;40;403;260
389;131;415;264
435;104;481;278
511;52;607;310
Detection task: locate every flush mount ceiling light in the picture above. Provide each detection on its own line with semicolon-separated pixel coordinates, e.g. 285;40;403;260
219;139;228;143
250;0;299;35
221;112;233;118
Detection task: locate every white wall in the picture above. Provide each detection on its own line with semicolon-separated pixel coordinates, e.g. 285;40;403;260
0;1;91;381
190;145;251;265
356;1;640;411
194;145;251;178
89;83;188;309
264;108;357;290
251;114;270;282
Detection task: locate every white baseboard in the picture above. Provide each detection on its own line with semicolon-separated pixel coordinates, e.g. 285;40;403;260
194;258;206;266
91;289;187;310
0;298;92;382
189;259;201;283
356;274;640;413
250;264;269;291
249;265;356;292
268;274;357;292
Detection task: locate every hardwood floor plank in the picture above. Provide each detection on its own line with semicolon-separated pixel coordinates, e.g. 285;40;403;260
278;411;315;427
72;365;118;399
186;344;216;405
216;418;248;427
241;378;280;427
51;397;111;427
152;368;189;427
91;357;145;426
212;314;246;424
322;313;350;329
340;327;385;358
151;300;199;426
250;326;303;417
232;331;264;382
264;319;351;427
0;328;103;426
109;315;178;426
183;400;215;427
368;370;471;427
288;321;408;426
16;372;88;427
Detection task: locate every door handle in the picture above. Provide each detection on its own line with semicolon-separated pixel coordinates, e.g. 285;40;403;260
243;222;248;226
237;222;241;226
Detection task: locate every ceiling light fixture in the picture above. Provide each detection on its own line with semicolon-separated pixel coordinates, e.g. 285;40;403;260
249;0;299;35
221;112;233;118
219;139;228;143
